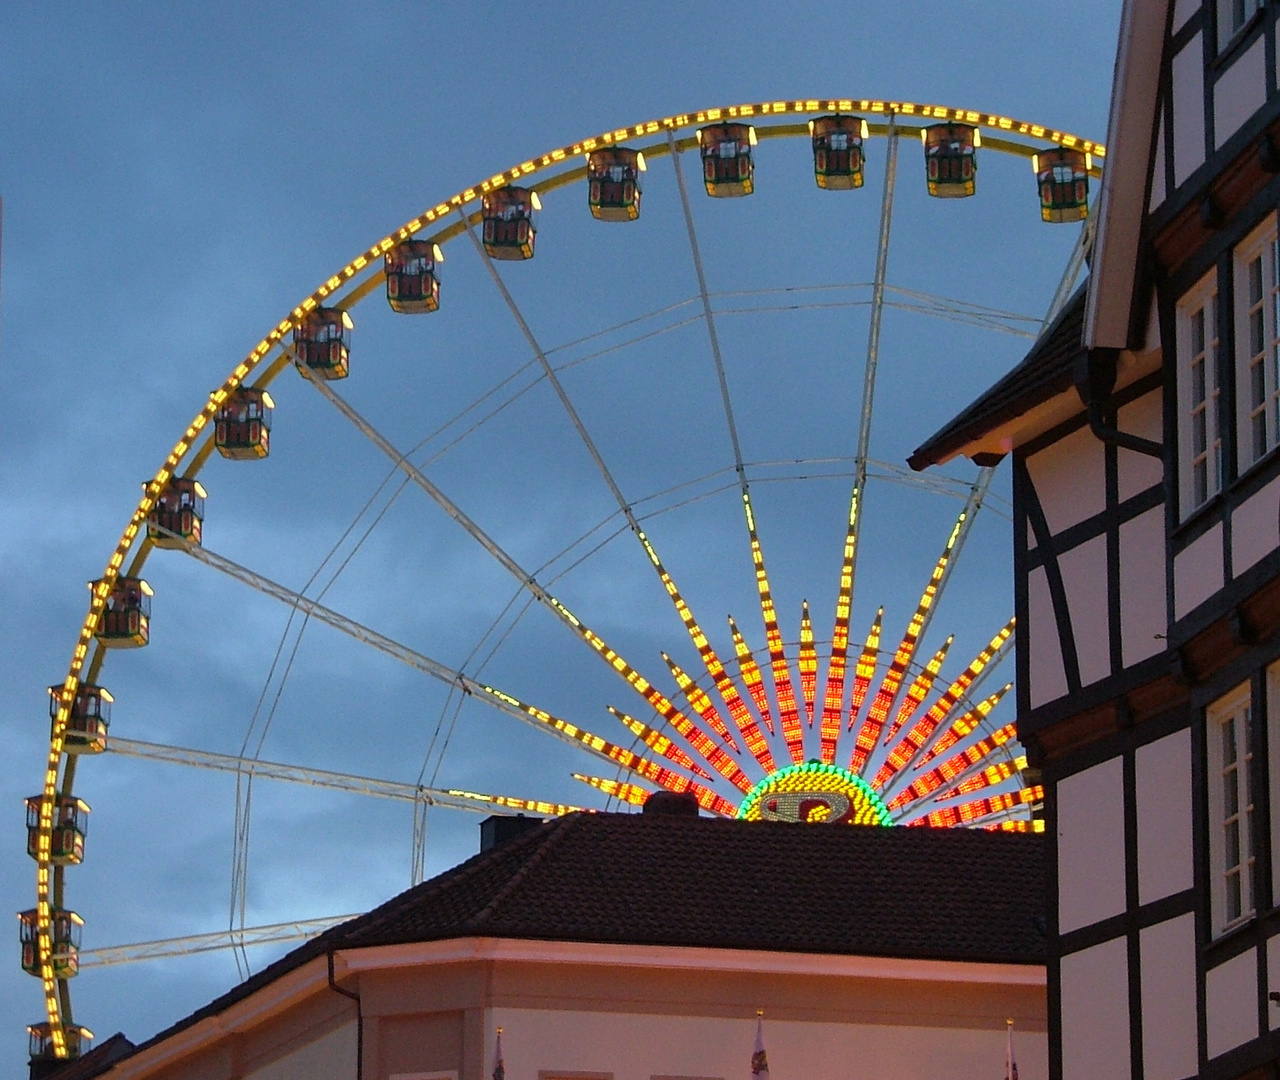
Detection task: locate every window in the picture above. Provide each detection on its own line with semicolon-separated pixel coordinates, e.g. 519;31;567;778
1218;0;1262;50
1235;219;1280;469
1208;683;1255;935
1177;272;1222;516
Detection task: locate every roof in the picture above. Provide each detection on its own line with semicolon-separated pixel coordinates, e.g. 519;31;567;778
117;812;1045;1069
34;1034;134;1080
907;285;1086;470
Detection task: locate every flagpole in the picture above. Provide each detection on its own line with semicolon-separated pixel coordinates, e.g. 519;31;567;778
752;1010;771;1080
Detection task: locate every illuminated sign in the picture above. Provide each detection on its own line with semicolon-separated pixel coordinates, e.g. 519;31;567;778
736;762;892;825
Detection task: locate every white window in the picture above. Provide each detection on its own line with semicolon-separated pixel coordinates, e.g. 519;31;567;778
1208;683;1254;935
1218;0;1262;50
1177;272;1222;516
1234;218;1280;468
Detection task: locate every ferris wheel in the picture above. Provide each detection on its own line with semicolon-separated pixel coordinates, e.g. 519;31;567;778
25;97;1103;1064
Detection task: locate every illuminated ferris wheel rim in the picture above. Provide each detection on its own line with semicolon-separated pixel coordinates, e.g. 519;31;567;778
34;96;1102;1059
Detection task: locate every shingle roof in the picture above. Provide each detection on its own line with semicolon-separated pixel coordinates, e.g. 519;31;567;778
907;284;1086;471
33;1034;134;1080
106;813;1045;1076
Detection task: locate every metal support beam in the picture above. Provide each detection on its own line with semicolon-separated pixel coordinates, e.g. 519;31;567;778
848;114;901;610
106;735;503;810
161;532;624;771
79;915;358;968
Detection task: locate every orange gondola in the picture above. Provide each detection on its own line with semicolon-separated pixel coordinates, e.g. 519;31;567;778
215;387;273;460
293;307;352;380
698;122;756;197
386;239;444;313
482;187;540;260
810;115;869;190
922;123;979;198
588;148;645;221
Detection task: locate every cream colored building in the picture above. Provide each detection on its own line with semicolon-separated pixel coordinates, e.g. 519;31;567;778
56;810;1046;1080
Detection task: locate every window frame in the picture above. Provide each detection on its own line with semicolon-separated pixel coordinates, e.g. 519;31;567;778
1177;269;1223;519
1233;215;1280;472
1217;0;1264;52
1207;681;1256;936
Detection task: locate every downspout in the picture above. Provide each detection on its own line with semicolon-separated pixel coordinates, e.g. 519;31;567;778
328;952;363;1080
1073;346;1163;458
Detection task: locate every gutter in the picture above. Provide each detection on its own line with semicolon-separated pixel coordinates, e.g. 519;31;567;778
1073;347;1163;458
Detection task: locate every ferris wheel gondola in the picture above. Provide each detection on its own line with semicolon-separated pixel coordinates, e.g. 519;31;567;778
27;97;1102;1066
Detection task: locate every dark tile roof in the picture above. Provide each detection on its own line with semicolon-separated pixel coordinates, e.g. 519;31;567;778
907;284;1086;471
120;813;1045;1069
32;1033;134;1080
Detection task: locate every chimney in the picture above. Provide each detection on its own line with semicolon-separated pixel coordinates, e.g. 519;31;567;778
642;789;700;816
480;813;543;852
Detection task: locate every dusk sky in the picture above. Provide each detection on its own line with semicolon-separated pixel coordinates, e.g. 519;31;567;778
1;1;1122;1067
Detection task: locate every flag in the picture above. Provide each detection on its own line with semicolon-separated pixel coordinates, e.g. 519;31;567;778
1005;1019;1018;1080
751;1010;770;1080
493;1027;505;1080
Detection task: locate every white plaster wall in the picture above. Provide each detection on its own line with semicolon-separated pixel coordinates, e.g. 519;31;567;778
1206;947;1259;1058
1117;393;1164;502
1174;521;1223;620
1026;428;1105;536
1058;758;1126;933
1136;731;1194;904
1120;508;1167;668
1059;536;1110;687
1029;567;1068;709
1061;937;1129;1080
248;1021;358;1080
1140;915;1198;1080
1173;0;1199;33
486;1008;1047;1080
1215;36;1267;149
1150;110;1167;211
1231;473;1280;575
1173;36;1206;185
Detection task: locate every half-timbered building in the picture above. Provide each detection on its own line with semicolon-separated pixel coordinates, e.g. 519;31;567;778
910;2;1280;1079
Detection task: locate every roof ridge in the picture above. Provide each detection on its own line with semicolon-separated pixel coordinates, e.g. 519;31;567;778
465;811;581;932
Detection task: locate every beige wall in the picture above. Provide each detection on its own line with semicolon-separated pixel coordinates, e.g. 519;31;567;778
483;1008;1045;1080
110;948;1044;1080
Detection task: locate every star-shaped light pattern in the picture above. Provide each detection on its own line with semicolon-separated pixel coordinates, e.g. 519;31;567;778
461;493;1040;832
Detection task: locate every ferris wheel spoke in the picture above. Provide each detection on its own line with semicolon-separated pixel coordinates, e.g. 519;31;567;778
297;369;745;781
668;131;805;764
459;211;761;757
883;691;1015;815
816;116;902;773
874;623;1015;801
78;915;361;969
104;735;571;813
891;728;1026;821
158;530;684;782
1041;211;1095;333
459;208;636;516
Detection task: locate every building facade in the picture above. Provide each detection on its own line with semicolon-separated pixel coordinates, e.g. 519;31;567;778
910;2;1280;1078
66;813;1047;1080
